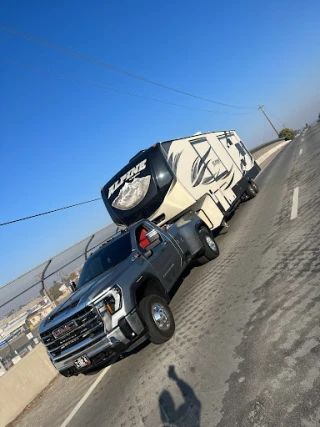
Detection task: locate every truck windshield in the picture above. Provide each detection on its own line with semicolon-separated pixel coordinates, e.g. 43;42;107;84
77;233;132;289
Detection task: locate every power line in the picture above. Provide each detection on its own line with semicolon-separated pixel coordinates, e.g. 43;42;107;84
1;59;254;115
0;24;256;110
0;198;101;227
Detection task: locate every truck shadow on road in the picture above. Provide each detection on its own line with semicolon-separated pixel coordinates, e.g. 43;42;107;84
159;365;201;427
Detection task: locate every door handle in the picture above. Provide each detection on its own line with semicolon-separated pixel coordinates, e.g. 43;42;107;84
144;249;153;258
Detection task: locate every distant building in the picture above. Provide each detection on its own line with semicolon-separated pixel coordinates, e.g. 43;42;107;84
59;284;68;292
25;305;53;329
56;284;72;303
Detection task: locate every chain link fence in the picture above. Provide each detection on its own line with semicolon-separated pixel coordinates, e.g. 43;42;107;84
0;223;118;371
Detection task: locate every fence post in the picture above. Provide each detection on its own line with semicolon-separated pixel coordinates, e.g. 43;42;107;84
41;259;56;308
84;234;95;260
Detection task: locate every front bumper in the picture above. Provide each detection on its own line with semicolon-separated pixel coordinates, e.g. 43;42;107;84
51;309;145;373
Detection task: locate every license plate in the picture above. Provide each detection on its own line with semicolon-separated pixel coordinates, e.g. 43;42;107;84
74;355;91;369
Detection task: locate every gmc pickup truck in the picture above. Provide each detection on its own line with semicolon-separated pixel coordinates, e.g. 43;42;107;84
39;213;219;377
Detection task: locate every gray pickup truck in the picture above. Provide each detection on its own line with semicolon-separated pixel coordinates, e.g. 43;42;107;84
39;212;219;377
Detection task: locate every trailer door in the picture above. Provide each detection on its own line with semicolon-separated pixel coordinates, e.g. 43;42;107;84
188;136;238;211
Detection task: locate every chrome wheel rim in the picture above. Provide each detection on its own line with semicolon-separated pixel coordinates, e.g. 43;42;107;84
205;235;216;251
151;303;170;330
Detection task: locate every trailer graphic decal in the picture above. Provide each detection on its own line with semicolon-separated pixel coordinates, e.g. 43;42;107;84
191;147;212;187
223;171;235;189
111;175;151;210
168;151;182;174
190;145;233;189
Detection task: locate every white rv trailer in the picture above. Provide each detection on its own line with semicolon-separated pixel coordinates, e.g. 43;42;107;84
102;130;260;230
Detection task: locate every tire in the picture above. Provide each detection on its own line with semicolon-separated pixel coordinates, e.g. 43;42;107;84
245;183;256;199
197;226;220;265
250;180;259;194
60;369;73;378
138;295;175;344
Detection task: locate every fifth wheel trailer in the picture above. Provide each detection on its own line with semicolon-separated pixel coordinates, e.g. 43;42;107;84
101;130;260;230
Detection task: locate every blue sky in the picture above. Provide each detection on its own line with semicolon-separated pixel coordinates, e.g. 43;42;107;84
0;0;319;285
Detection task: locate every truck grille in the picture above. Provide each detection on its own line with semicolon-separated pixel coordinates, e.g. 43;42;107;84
40;306;104;359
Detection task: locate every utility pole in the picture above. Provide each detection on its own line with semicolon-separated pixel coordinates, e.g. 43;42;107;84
258;105;279;137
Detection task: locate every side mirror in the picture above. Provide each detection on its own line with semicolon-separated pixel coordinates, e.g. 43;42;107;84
69;281;77;292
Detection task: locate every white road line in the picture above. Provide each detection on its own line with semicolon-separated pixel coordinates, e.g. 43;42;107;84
299;148;303;155
290;187;299;220
60;366;110;427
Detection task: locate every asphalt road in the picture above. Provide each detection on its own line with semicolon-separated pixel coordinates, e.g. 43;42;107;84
13;125;320;427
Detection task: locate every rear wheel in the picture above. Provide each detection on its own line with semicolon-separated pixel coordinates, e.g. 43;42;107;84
138;295;175;344
250;180;259;194
197;226;220;265
245;183;256;199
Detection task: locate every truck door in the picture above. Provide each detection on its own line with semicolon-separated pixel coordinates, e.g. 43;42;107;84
135;223;182;289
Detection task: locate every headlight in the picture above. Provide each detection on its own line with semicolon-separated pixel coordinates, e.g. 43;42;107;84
93;286;122;316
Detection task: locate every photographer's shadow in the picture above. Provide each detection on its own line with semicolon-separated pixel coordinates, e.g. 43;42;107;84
159;365;201;427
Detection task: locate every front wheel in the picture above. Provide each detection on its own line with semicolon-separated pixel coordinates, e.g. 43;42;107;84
197;226;220;265
138;295;175;344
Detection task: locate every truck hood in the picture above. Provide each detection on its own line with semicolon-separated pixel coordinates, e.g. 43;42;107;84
39;260;129;333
